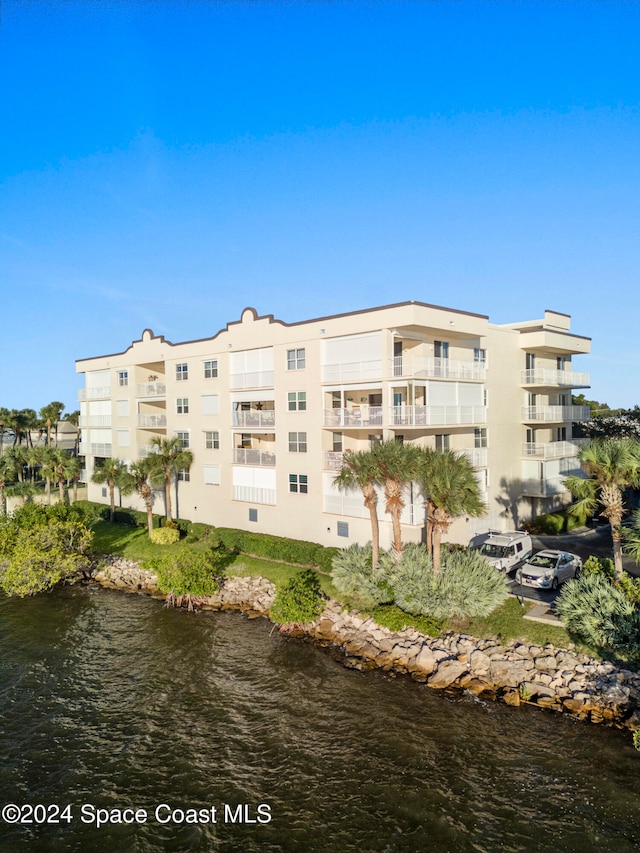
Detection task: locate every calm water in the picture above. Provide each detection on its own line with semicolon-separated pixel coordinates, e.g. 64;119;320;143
0;586;639;853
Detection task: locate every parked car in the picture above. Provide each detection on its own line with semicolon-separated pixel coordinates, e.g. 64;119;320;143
518;550;582;591
472;531;533;574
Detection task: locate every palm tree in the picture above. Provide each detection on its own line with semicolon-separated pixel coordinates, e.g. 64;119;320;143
39;401;65;446
65;455;83;503
565;438;640;579
0;453;18;514
30;446;53;503
47;448;78;505
333;450;381;568
91;457;129;522
125;458;158;537
369;440;421;556
148;437;193;521
64;410;81;455
0;406;10;455
416;448;486;574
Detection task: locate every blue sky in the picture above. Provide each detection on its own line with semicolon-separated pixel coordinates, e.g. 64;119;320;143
1;0;639;413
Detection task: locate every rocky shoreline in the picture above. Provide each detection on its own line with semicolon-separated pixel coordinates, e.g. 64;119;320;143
91;556;640;732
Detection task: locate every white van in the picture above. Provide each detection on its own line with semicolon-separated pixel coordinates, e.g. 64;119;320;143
473;531;533;574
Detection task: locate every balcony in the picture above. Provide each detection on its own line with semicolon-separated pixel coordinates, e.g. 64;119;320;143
136;381;166;397
390;405;487;427
137;414;167;429
78;386;111;402
232;485;276;505
324;492;422;524
233;448;276;467
80;442;112;457
390;356;486;381
460;447;488;468
522;439;587;459
324;407;383;427
324;451;345;471
232;410;276;429
79;415;112;428
522;406;590;423
137;444;155;458
521;477;570;497
521;369;590;388
229;370;274;390
322;360;382;383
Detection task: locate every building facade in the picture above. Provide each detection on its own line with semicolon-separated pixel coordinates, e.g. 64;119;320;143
76;301;591;548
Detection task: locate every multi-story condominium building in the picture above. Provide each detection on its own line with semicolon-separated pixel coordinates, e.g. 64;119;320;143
76;301;591;549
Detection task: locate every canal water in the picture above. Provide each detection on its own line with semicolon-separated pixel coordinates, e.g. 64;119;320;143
0;585;638;853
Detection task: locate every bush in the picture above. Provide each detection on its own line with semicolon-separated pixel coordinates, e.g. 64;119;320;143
213;528;337;570
583;555;616;581
150;527;181;545
185;522;215;544
270;570;325;625
330;543;393;608
172;518;191;536
555;573;640;652
523;513;565;535
378;544;508;620
155;545;234;606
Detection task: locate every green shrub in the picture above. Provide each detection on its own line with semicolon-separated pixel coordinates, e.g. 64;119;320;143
185;522;215;544
213;528;336;570
378;544;508;620
150;527;181;545
270;569;325;625
523;513;565;535
172;518;192;536
583;555;616;582
555;573;640;652
155;545;233;604
369;604;444;636
330;543;393;608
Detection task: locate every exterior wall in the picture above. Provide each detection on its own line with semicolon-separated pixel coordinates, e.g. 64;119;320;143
76;301;591;548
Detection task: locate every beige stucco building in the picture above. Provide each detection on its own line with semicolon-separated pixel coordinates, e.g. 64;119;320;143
76;300;591;548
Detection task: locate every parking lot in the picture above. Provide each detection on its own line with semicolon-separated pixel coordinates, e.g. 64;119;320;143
504;524;639;604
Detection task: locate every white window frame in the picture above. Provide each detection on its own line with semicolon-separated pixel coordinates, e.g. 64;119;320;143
288;391;307;411
176;397;189;414
287;348;306;370
176;430;190;449
203;359;218;379
118;370;129;387
289;474;308;494
288;432;307;453
176;363;189;381
205;430;220;449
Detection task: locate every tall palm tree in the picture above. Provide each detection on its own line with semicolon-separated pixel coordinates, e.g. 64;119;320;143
565;437;640;579
416;448;486;574
369;440;421;556
91;457;129;522
64;410;81;455
47;448;78;505
124;458;158;537
148;436;193;521
64;455;83;503
0;406;10;455
30;446;53;503
0;453;18;514
333;449;381;568
39;401;65;446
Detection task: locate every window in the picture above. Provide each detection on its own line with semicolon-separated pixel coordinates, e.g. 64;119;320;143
557;427;567;442
116;429;130;447
369;434;383;446
176;431;190;449
289;474;308;494
287;348;306;370
288;432;307;452
474;348;486;364
177;468;190;482
333;432;343;452
201;394;219;415
116;400;129;417
205;431;220;449
204;359;218;379
203;465;220;485
435;434;450;452
177;398;189;414
176;363;188;381
474;428;487;448
288;391;307;411
525;353;536;370
434;340;449;358
249;508;258;522
337;521;349;538
118;370;128;387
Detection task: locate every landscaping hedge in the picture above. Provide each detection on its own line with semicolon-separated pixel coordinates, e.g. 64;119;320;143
212;528;338;571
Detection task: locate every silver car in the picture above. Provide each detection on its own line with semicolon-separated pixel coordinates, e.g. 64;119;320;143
518;550;582;591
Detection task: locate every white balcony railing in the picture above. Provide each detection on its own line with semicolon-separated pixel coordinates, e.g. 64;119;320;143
323;407;384;427
390;356;486;381
522;439;588;459
136;381;166;397
521;369;590;388
323;451;346;471
322;360;382;383
390;406;487;426
81;443;112;457
324;492;422;524
137;414;167;428
79;415;112;428
232;485;276;505
232;410;276;428
522;406;591;423
521;477;570;497
460;447;488;468
229;371;274;390
233;448;276;467
78;386;111;402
